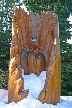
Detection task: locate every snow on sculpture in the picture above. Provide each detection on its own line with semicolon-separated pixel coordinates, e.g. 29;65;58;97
8;7;61;104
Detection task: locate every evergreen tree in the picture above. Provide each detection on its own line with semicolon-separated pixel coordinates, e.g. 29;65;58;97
0;0;72;95
23;0;72;95
0;0;22;89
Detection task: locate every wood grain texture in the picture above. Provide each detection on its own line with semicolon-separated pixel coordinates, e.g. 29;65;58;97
8;7;61;104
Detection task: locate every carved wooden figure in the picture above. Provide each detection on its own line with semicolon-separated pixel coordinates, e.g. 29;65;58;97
8;7;61;104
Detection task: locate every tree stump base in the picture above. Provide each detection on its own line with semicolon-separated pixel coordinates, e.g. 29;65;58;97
8;7;61;104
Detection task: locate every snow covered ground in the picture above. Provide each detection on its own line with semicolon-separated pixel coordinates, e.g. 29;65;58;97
0;71;72;108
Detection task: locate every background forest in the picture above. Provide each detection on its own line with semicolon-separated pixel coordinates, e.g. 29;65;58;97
0;0;72;95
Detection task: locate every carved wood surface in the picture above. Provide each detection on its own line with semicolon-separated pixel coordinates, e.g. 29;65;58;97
8;7;61;104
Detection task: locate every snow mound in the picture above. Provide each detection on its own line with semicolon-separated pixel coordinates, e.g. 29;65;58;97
0;89;8;103
0;71;72;108
23;71;46;99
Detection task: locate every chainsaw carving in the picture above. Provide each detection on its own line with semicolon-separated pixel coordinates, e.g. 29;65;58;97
8;7;61;104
